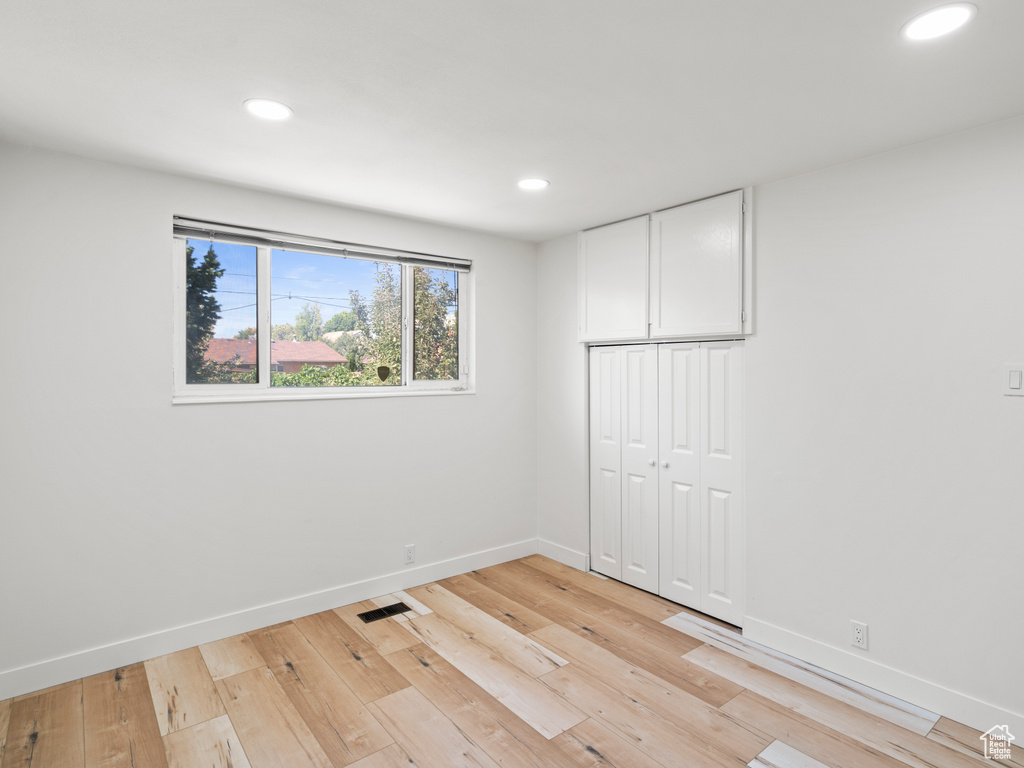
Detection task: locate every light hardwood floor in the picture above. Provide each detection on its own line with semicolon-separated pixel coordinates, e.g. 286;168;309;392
1;555;1020;768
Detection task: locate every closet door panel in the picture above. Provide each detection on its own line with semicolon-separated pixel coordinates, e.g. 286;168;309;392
589;347;622;579
623;472;658;591
705;489;733;600
657;344;702;607
699;343;744;626
620;345;659;593
662;480;699;604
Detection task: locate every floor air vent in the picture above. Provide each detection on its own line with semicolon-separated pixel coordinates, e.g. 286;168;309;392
357;602;412;623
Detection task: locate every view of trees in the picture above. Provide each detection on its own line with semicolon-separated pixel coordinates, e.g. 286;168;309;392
363;265;402;380
323;310;356;333
271;323;296;341
185;244;251;383
295;302;323;341
275;265;403;387
269;364;372;387
185;245;459;388
413;267;459;380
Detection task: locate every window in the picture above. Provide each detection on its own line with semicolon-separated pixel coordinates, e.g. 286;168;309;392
414;267;460;381
173;218;471;403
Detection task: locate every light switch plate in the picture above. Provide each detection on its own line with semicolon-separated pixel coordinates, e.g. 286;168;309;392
1004;365;1024;396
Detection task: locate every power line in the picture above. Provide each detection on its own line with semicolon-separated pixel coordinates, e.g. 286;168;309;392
217;289;352;303
215;289;358;307
275;295;352;310
272;293;353;301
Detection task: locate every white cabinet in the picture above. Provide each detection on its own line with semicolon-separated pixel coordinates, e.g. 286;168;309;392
650;191;744;337
578;215;649;342
589;342;745;626
578;190;748;342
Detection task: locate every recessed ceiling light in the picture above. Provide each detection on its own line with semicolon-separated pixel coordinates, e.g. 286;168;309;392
244;98;293;120
901;3;976;40
518;178;550;190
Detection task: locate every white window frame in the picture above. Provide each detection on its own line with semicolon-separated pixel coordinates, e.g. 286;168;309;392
172;219;473;404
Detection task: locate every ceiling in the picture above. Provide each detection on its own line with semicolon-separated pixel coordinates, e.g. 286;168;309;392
1;1;1023;242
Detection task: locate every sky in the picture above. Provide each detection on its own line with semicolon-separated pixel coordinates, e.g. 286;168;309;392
269;248;388;338
189;239;393;339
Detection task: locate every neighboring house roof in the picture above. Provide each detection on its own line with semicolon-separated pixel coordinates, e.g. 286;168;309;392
270;340;347;365
205;338;347;365
206;338;258;365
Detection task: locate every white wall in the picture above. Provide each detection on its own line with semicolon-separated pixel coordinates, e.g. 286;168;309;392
744;116;1024;732
536;234;590;568
0;143;539;699
536;116;1024;733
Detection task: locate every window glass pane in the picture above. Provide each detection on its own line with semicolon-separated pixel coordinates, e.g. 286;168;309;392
185;239;258;384
270;249;401;387
413;267;459;381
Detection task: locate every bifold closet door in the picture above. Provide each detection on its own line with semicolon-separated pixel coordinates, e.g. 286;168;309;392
589;344;659;590
657;344;702;607
699;342;744;626
590;342;744;626
589;346;622;579
657;342;744;626
619;345;659;592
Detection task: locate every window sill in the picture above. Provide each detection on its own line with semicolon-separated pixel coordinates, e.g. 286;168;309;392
172;385;474;405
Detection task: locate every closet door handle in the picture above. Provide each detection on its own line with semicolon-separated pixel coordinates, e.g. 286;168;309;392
662;461;670;469
648;459;656;467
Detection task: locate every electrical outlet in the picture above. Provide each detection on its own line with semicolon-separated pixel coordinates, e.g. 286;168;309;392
851;620;869;650
404;544;416;565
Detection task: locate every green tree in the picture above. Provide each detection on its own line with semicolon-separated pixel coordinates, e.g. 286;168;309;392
323;310;356;333
186;244;230;383
346;291;372;373
295;302;324;341
345;275;400;383
368;265;402;380
234;326;257;340
349;290;369;334
272;323;296;341
413;267;459;380
272;363;370;388
327;332;363;369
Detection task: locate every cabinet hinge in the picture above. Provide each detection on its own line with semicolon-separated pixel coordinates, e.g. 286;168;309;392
741;310;747;322
741;201;746;214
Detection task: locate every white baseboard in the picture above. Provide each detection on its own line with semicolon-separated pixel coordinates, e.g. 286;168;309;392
0;538;539;701
537;538;590;571
743;615;1024;736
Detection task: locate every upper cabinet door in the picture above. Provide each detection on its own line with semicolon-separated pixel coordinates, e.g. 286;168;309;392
579;215;650;341
650;191;743;338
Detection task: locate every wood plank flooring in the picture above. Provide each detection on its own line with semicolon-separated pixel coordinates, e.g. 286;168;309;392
1;556;1019;768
